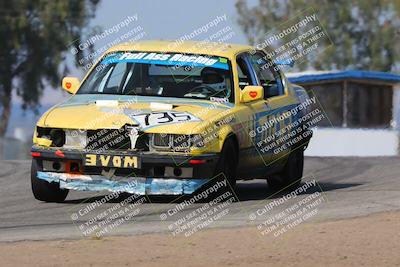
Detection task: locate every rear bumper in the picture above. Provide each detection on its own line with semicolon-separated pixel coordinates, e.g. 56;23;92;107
31;145;220;195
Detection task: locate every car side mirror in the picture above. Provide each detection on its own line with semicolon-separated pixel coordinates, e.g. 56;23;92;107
62;77;80;94
240;85;264;103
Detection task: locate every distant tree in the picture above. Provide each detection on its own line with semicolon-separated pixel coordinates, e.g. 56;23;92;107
236;0;400;72
0;0;100;137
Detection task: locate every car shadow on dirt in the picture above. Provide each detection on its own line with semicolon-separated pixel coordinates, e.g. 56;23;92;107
62;180;363;204
235;180;364;201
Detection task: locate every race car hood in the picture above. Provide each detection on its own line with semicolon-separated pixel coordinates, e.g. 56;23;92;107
38;94;234;134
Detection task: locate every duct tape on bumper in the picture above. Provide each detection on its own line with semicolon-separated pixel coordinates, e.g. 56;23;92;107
37;171;208;195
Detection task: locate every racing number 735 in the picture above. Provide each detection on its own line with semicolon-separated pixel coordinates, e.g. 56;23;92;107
131;111;200;127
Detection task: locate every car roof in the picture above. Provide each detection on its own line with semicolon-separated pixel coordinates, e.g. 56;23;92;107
106;40;254;59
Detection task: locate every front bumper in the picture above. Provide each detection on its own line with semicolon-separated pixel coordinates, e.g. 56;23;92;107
37;171;208;195
31;145;220;195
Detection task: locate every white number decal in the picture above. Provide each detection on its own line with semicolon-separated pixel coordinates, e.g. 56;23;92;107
131;111;201;127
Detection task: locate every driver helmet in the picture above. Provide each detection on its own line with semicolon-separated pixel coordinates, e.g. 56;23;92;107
200;67;227;94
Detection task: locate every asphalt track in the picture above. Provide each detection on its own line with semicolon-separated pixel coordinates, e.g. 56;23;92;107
0;157;399;242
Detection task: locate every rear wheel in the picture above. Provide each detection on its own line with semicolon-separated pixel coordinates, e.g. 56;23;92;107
267;148;304;191
31;160;69;202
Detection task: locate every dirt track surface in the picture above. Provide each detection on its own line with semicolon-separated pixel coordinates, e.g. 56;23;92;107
0;157;400;242
0;211;399;267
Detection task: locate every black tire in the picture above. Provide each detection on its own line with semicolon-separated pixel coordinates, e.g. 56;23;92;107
205;138;238;199
31;160;69;202
215;138;237;186
267;148;304;191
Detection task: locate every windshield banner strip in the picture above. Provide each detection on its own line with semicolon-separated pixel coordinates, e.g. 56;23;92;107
101;52;229;70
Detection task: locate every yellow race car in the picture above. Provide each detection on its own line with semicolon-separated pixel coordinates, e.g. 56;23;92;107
31;40;313;202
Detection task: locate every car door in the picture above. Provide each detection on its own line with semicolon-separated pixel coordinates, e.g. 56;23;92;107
235;53;271;177
247;51;292;173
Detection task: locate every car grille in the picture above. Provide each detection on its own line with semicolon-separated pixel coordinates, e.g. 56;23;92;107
171;135;190;150
153;134;171;148
152;134;190;151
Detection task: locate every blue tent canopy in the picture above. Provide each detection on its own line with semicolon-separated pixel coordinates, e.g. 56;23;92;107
287;70;400;84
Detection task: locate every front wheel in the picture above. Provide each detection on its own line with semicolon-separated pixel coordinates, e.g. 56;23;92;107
207;138;238;197
31;160;69;202
267;148;304;191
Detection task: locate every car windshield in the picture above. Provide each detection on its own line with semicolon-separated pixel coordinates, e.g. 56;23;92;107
78;51;234;102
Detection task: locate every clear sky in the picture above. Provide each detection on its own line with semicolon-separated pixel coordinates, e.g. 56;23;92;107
91;0;253;44
36;0;258;106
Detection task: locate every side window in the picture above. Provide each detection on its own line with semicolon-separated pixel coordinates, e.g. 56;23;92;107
249;52;284;98
236;55;254;89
